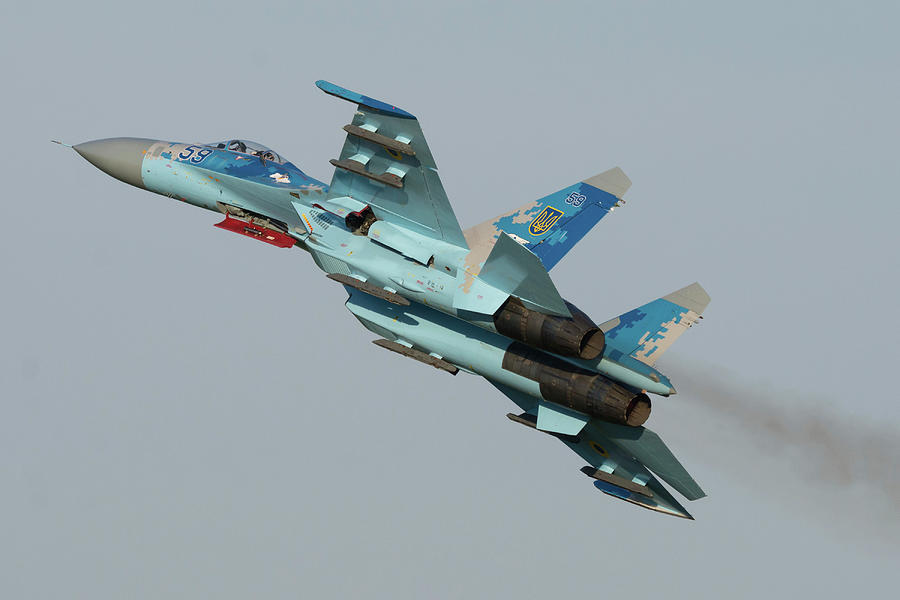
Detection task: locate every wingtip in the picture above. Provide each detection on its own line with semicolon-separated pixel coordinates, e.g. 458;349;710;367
314;79;416;119
583;167;632;198
664;282;711;315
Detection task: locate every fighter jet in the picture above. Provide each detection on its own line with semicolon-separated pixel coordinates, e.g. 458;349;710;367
62;81;710;519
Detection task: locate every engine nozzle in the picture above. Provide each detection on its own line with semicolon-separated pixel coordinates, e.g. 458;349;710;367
494;297;605;360
502;342;651;427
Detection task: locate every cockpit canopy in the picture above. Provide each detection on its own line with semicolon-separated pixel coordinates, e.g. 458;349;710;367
207;139;286;164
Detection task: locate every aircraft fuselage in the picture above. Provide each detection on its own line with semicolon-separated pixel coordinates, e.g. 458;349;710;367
73;136;673;426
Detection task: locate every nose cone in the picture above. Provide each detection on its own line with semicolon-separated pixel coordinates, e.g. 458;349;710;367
73;137;155;189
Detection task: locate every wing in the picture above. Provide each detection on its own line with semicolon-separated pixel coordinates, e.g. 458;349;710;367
316;80;468;249
495;382;704;519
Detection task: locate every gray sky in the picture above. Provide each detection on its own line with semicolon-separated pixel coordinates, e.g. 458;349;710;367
2;1;899;598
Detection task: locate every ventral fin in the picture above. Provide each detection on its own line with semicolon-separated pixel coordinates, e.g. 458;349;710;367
535;401;589;436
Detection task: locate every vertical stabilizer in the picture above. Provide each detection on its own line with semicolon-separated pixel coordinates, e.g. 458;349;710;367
464;167;630;271
600;283;711;367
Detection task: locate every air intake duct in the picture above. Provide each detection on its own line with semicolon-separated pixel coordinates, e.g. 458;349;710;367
502;342;651;427
493;297;605;360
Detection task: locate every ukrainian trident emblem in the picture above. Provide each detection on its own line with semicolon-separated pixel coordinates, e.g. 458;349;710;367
528;206;564;236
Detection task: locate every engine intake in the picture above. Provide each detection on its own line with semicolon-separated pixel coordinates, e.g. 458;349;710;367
493;297;605;360
502;342;651;427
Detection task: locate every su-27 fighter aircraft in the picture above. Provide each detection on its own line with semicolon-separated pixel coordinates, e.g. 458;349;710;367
61;80;711;519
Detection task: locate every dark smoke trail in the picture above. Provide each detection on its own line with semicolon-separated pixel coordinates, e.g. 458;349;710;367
667;359;900;506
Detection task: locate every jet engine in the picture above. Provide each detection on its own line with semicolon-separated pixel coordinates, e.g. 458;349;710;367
502;342;651;427
493;297;606;360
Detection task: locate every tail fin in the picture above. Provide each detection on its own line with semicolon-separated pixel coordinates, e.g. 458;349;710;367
600;283;711;367
464;167;631;271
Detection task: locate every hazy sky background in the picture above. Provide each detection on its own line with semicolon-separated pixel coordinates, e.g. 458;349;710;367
2;1;898;598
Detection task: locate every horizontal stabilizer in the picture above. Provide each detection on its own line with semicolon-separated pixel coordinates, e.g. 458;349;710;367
494;381;703;518
536;401;589;436
475;233;570;317
593;421;706;501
